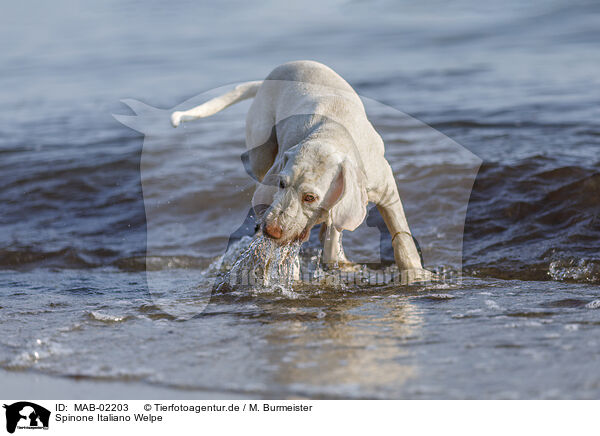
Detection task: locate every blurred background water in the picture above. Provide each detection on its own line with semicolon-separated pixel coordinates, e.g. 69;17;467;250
0;0;599;398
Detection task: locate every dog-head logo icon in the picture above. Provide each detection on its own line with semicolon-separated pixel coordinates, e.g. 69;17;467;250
3;402;50;434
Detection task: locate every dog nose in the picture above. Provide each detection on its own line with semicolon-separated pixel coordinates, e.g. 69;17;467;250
264;222;282;239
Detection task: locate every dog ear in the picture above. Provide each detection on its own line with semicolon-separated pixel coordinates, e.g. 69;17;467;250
326;159;368;232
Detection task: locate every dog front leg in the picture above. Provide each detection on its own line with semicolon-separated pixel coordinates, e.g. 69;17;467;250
319;224;349;266
376;187;432;283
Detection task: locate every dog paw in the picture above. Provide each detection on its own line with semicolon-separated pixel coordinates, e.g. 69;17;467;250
399;268;434;285
322;261;360;272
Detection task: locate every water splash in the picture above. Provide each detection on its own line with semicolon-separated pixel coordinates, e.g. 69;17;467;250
548;258;600;283
219;234;301;294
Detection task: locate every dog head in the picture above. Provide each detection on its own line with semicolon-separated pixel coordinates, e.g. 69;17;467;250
254;141;368;244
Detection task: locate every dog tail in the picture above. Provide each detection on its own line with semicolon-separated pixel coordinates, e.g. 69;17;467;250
171;81;263;127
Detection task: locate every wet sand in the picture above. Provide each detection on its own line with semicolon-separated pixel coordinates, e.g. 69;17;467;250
0;369;247;400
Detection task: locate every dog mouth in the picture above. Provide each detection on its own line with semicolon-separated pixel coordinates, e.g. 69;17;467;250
262;224;312;244
297;228;311;242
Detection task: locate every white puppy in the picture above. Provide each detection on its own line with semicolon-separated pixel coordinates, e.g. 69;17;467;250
172;60;428;278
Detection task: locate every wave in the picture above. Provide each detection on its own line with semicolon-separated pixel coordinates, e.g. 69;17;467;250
463;156;600;283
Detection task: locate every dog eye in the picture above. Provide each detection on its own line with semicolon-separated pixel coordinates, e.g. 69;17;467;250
303;193;316;203
279;180;286;189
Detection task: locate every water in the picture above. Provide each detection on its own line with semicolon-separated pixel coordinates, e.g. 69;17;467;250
221;235;301;293
1;0;599;398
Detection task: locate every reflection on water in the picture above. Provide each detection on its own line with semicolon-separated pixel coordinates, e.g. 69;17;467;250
262;297;420;397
